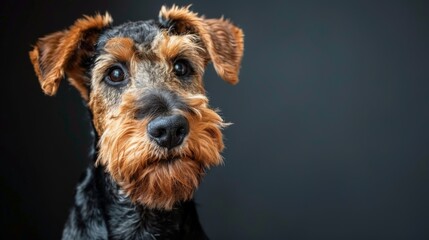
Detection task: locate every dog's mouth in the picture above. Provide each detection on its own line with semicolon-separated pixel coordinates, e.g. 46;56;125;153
145;154;188;166
159;156;180;164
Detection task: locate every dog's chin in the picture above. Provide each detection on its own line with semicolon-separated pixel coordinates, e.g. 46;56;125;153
120;156;206;210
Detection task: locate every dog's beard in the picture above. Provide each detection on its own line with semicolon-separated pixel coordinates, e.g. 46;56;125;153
120;156;205;209
96;95;225;210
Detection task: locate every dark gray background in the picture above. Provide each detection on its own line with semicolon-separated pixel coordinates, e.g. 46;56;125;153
1;0;428;239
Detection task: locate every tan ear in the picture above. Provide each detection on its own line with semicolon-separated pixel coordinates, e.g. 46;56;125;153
159;5;244;85
29;13;112;100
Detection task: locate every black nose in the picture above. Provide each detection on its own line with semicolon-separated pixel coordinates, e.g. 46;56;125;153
147;115;189;150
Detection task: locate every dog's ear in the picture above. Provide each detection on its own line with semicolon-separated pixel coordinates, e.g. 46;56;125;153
29;13;112;100
159;5;244;85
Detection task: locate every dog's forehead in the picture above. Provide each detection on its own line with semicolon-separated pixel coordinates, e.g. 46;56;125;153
97;19;160;49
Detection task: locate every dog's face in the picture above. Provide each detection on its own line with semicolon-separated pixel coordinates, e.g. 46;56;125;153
29;6;243;209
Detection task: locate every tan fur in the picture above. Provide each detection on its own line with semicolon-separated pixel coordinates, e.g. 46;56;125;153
105;37;136;62
29;13;112;100
152;32;207;93
154;32;206;70
160;5;244;84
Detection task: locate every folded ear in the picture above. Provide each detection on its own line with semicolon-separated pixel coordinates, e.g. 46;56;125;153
29;13;112;100
159;5;244;85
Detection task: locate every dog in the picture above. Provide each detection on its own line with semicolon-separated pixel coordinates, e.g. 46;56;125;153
29;5;243;239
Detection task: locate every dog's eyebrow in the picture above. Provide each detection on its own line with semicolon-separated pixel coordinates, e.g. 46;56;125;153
104;37;135;61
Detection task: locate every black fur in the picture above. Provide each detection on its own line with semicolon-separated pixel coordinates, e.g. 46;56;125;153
96;20;159;51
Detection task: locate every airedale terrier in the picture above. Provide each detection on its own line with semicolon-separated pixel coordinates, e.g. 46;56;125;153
29;5;244;240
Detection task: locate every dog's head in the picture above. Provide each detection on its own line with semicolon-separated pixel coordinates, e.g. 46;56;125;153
29;5;244;209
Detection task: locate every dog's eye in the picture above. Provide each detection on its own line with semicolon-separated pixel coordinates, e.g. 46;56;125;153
105;66;128;85
173;59;192;77
108;67;125;82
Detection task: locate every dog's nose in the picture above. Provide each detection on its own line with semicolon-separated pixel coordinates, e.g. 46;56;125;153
147;115;189;150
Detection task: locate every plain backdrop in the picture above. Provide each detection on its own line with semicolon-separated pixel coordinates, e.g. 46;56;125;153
1;0;428;239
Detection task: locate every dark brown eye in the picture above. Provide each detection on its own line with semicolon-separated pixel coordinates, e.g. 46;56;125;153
108;67;125;82
173;59;191;77
105;66;128;86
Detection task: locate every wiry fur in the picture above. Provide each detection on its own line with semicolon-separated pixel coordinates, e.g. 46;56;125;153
97;93;225;210
29;5;243;239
